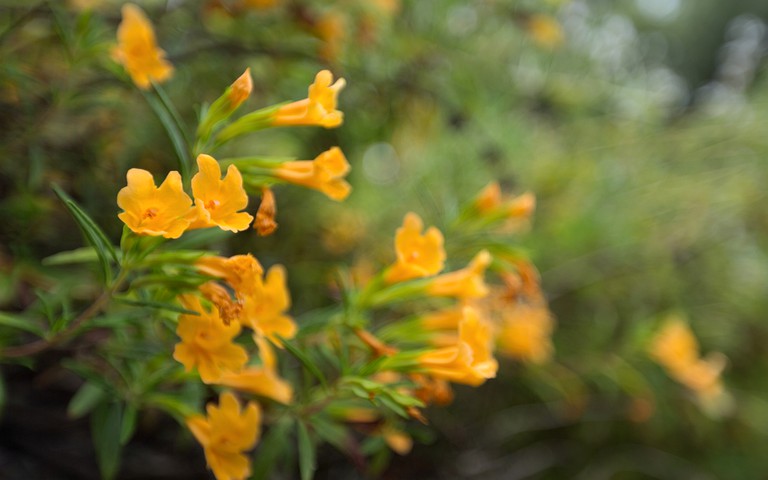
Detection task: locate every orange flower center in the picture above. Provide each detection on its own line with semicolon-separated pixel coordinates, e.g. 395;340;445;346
205;199;221;210
142;208;159;219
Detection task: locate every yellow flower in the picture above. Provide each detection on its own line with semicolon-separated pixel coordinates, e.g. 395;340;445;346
497;303;555;364
111;3;174;89
173;295;248;383
648;317;700;372
117;169;193;239
384;212;446;284
418;306;498;386
411;374;454;406
648;316;727;400
186;391;261;480
253;187;278;236
241;265;296;343
315;11;347;62
381;425;413;455
473;181;536;224
272;147;351;201
218;338;293;404
526;14;564;49
189;154;253;232
196;254;264;294
425;250;492;299
272;70;345;128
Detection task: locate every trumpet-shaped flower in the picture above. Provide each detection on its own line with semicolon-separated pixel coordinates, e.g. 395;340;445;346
473;182;536;222
173;295;248;383
272;70;345;128
196;254;264;294
425;250;492;299
418;306;498;386
186;392;261;480
272;147;351;200
418;309;497;386
117;169;193;239
384;213;446;284
228;69;253;110
190;155;253;232
111;4;174;89
497;303;555;364
240;265;296;343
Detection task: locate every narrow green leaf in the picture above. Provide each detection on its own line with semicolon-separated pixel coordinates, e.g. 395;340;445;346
43;247;100;265
120;403;138;445
52;184;117;283
0;312;44;336
152;82;191;144
141;90;191;181
145;394;196;422
297;421;316;480
68;382;106;418
278;336;327;389
251;419;293;480
91;402;123;480
114;296;200;315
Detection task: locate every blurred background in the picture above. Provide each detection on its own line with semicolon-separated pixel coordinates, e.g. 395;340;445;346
2;0;768;478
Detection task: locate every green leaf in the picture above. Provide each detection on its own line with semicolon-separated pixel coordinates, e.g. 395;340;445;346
52;184;118;284
120;403;138;445
68;382;106;419
278;336;327;389
251;418;293;480
145;394;196;422
297;421;316;480
141;90;191;181
91;402;123;480
0;311;44;336
43;247;100;265
114;296;200;316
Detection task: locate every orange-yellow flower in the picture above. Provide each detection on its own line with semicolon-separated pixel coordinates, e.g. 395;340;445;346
497;303;555;364
190;154;253;232
186;391;261;480
240;265;296;343
473;182;536;222
196;254;264;294
272;147;351;201
117;169;193;239
526;14;564;49
218;338;293;404
384;213;445;284
173;295;248;383
648;316;727;400
411;374;454;406
272;70;346;128
111;3;174;89
425;250;492;299
315;11;347;62
418;306;498;386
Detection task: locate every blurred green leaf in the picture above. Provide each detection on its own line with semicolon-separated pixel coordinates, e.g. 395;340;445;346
114;296;199;316
0;312;44;336
43;247;100;265
297;421;316;480
140;90;191;181
68;382;106;419
52;184;118;284
120;403;138;445
252;418;293;480
279;336;327;389
91;402;123;480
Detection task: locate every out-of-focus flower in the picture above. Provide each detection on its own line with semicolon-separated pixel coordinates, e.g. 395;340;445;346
186;392;261;480
315;11;347;62
411;374;454;406
173;295;248;383
117;169;193;239
381;425;413;455
321;210;366;255
384;212;446;284
254;187;278;236
497;303;555;364
418;306;498;386
472;181;536;229
425;250;492;299
648;316;728;404
272;147;351;200
189;155;253;232
218;338;293;404
272;70;345;128
526;14;564;49
112;3;174;89
241;265;296;343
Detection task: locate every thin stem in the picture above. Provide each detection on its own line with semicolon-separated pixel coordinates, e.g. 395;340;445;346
0;270;129;358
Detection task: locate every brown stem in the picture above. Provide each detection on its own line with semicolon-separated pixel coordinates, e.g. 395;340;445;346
353;328;398;357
